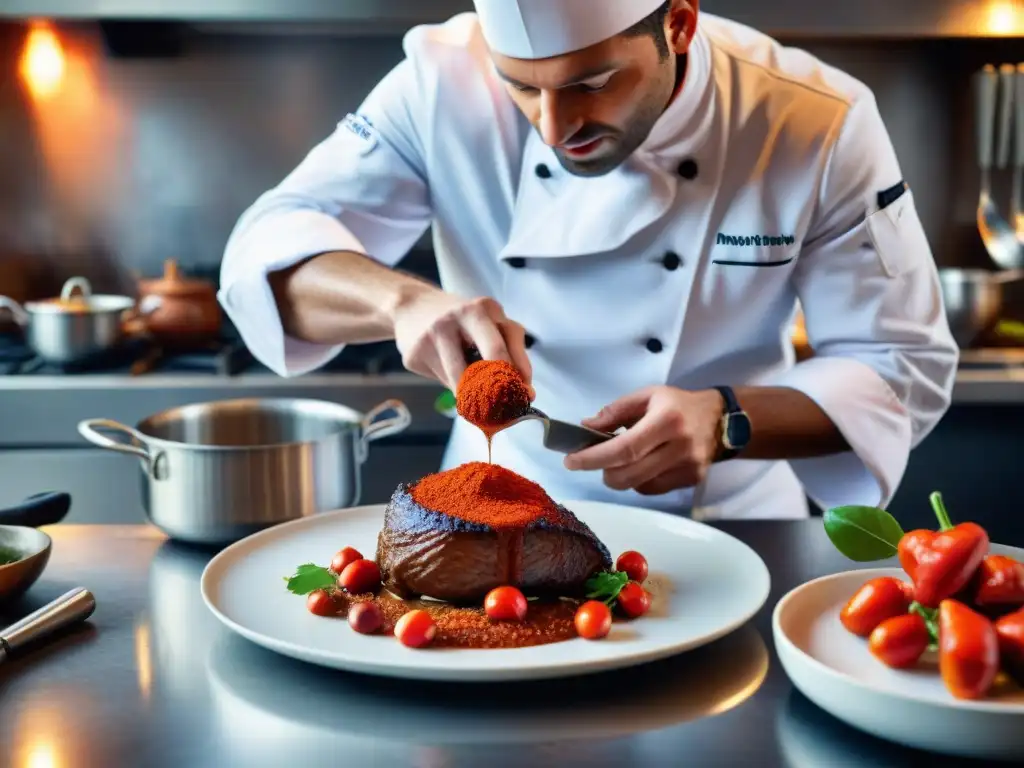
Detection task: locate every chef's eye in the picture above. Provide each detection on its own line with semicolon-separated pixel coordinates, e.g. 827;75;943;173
579;74;614;93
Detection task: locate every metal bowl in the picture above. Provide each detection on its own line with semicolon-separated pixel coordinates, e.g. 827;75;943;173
938;268;1013;348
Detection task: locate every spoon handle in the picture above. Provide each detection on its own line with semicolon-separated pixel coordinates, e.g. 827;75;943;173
976;65;998;171
0;492;71;528
997;64;1015;170
0;588;96;664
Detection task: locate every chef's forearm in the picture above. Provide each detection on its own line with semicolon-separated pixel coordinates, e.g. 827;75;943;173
726;386;850;460
268;250;432;345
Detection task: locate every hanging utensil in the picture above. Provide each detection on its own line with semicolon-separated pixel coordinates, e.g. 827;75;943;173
1013;63;1024;244
975;65;1024;270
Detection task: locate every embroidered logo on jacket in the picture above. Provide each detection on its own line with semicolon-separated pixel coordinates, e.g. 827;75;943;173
341;113;378;155
716;233;796;247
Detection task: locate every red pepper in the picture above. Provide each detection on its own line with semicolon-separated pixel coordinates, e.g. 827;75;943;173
898;523;989;608
970;555;1024;608
994;607;1024;686
868;613;930;669
938;599;999;700
840;576;913;637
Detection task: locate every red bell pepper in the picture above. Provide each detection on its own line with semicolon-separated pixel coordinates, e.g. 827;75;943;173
994;607;1024;686
938;599;999;700
897;494;989;608
840;576;913;637
970;555;1024;608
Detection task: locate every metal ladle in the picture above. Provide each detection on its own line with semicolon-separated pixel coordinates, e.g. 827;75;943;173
1012;63;1024;244
975;64;1024;270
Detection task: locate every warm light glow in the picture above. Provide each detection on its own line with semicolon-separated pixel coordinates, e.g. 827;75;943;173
135;621;153;701
984;1;1024;34
19;21;66;99
21;739;60;768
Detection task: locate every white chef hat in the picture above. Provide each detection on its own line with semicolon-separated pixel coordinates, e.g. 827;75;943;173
473;0;668;60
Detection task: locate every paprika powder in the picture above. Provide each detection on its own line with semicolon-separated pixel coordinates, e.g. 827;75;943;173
456;359;531;432
409;461;569;529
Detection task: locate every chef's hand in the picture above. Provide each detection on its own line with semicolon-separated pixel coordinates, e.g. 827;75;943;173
563;386;725;495
391;286;533;395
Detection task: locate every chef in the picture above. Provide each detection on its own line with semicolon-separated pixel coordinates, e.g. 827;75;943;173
218;0;959;520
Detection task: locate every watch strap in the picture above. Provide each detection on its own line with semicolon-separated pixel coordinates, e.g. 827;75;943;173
712;385;743;461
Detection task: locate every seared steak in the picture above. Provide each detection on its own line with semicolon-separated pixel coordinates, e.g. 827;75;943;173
375;466;612;604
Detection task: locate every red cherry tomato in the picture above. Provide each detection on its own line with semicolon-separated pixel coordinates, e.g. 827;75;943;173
348;601;384;635
575;600;612;640
617;582;651;619
868;613;930;669
484;586;528;621
339;559;381;594
331;546;363;575
840;577;912;637
306;589;336;617
616;551;649;583
395;610;437;648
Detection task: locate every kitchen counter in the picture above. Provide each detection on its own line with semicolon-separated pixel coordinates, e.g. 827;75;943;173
0;522;1006;767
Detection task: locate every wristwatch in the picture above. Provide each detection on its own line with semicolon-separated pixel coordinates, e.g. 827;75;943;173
712;386;751;461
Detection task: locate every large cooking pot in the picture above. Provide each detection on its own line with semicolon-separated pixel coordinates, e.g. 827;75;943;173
76;397;412;545
0;276;136;363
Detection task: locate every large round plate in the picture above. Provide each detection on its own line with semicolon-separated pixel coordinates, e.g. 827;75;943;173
773;559;1024;761
201;499;770;682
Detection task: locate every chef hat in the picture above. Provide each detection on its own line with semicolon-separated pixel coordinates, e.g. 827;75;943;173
473;0;668;60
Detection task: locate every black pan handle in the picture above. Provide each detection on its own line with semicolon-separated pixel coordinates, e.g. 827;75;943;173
0;492;72;528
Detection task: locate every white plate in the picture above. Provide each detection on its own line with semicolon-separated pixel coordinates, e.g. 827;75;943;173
773;563;1024;761
200;499;770;682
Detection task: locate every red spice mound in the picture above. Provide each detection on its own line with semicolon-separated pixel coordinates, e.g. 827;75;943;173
456;360;531;430
409;461;568;529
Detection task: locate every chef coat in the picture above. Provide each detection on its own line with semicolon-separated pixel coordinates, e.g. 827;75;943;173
218;12;959;520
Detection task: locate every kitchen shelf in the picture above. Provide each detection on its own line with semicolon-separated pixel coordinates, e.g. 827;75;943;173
0;0;1021;39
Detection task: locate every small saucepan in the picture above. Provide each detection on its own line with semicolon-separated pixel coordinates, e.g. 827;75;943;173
0;277;139;364
938;268;1024;348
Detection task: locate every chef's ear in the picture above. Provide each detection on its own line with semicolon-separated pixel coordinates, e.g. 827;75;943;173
666;0;699;54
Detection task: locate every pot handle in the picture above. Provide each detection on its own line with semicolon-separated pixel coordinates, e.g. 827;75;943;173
361;399;412;446
61;277;93;301
0;296;29;326
77;419;153;467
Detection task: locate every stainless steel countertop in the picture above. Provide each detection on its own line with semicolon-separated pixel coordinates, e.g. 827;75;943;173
0;523;1001;767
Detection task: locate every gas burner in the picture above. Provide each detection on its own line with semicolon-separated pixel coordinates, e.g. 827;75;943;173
129;338;254;376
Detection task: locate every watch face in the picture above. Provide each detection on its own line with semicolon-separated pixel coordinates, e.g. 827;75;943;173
725;412;752;450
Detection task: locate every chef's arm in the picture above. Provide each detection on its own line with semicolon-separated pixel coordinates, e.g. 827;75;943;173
267;250;435;346
754;92;958;510
718;386;849;460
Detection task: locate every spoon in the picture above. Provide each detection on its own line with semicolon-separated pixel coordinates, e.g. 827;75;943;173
1012;63;1024;244
975;65;1024;269
495;407;616;455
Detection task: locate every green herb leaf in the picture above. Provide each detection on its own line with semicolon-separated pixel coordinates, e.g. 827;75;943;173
910;601;940;645
434;390;456;417
284;563;335;595
823;505;905;562
585;570;629;605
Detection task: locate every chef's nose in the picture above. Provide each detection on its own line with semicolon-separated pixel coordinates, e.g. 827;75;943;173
537;90;581;148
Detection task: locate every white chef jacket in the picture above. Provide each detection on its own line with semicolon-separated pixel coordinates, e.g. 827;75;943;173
218;12;959;520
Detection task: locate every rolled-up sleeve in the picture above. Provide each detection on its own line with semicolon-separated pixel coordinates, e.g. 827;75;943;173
770;92;959;511
218;55;433;377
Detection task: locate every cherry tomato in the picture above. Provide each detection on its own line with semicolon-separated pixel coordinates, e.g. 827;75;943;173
306;589;336;617
616;551;649;583
617;582;651;619
840;576;912;637
395;609;437;648
339;559;381;594
575;600;612;640
348;601;384;634
868;613;930;668
484;586;528;621
331;546;363;575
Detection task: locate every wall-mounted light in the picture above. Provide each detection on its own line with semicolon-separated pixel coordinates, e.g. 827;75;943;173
19;20;66;100
983;0;1024;35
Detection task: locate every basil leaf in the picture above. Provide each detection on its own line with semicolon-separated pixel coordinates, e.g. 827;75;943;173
585;571;629;604
434;390;456;417
823;505;905;562
284;563;336;595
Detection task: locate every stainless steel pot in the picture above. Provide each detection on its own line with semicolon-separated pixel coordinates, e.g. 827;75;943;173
938;268;1024;347
76;397;412;545
0;277;136;363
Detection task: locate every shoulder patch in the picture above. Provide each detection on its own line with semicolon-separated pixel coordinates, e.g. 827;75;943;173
341;113;378;155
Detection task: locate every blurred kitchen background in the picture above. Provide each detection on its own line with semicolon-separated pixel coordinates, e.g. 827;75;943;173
1;1;1023;539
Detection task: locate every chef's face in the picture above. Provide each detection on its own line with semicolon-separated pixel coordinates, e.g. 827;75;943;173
491;1;697;177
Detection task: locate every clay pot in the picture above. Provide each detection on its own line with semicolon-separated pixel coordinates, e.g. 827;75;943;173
137;259;222;344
